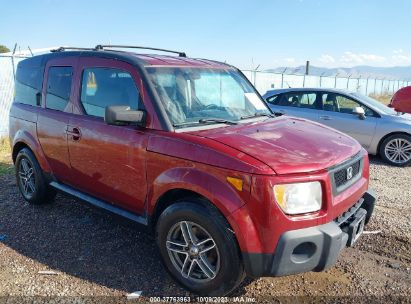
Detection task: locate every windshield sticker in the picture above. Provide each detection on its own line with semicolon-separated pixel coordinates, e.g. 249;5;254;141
245;93;267;110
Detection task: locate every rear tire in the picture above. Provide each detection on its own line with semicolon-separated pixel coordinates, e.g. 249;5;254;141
15;148;56;204
156;200;244;296
379;134;411;166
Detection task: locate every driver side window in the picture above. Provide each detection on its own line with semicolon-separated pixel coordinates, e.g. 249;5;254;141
322;93;375;117
80;67;142;118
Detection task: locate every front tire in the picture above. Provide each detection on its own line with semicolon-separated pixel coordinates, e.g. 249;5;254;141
15;148;56;204
379;134;411;166
156;201;244;296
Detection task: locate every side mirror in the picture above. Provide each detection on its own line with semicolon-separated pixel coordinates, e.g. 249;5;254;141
352;106;366;120
105;105;146;126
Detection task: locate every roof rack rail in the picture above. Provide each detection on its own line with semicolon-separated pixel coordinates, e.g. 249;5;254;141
51;47;96;52
95;44;187;57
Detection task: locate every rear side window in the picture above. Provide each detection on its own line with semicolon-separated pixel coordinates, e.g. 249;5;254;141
46;67;73;111
14;59;44;106
80;68;141;118
280;92;318;109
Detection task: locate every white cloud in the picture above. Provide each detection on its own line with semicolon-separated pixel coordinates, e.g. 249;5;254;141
319;54;336;64
392;49;411;65
284;57;296;64
266;50;411;69
340;52;386;65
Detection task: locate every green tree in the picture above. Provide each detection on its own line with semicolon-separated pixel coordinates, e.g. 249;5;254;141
0;45;10;53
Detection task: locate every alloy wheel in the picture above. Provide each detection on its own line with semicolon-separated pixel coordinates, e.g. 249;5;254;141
384;138;411;164
19;158;36;197
166;221;220;282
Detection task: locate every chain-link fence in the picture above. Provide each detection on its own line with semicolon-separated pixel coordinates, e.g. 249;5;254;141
0;55;29;137
242;70;410;96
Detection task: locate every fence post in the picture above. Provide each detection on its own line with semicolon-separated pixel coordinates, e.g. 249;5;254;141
334;73;339;88
374;78;377;95
11;43;17;81
281;68;287;89
319;72;325;87
346;74;352;89
365;77;369;95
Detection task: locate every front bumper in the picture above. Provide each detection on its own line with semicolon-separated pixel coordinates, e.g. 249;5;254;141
243;189;376;278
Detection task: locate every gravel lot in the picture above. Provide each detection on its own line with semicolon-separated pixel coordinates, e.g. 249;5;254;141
0;152;410;303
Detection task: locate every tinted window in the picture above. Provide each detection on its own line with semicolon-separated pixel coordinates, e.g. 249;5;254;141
46;67;73;111
14;81;40;106
14;59;44;106
322;93;375;116
279;92;318;109
16;66;43;90
80;68;141;118
266;94;280;104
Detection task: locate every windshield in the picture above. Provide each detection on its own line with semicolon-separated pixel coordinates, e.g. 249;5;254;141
147;67;271;128
351;92;398;115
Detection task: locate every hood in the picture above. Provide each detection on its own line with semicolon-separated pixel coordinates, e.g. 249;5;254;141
188;116;362;175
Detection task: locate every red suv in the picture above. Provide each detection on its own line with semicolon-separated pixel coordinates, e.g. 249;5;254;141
9;45;375;296
390;86;411;114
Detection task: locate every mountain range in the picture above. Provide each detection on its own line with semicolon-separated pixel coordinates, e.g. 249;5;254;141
265;65;411;81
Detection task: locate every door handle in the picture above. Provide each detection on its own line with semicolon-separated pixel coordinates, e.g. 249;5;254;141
66;126;81;141
320;115;332;120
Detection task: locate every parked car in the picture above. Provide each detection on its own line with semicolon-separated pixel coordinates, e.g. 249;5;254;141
9;46;375;296
263;88;411;166
389;86;411;114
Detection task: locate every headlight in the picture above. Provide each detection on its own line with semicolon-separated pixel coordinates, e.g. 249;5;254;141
274;181;322;215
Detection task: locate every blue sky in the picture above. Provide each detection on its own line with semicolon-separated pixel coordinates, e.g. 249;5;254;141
1;0;410;69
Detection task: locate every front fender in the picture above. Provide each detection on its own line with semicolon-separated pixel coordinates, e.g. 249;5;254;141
147;166;250;218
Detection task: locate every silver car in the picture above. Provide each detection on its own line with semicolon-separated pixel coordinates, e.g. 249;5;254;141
263;88;411;166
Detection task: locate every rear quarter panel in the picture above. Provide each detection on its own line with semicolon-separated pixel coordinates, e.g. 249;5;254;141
9;103;51;172
368;115;411;154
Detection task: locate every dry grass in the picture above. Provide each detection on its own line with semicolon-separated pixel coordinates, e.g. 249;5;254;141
369;93;392;105
0;137;13;176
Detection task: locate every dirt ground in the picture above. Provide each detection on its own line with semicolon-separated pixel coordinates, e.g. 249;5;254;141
0;149;410;303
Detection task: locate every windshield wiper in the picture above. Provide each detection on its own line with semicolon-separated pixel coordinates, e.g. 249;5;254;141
173;118;238;128
240;112;275;120
198;118;238;125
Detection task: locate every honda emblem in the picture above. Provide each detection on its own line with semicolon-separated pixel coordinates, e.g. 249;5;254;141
346;166;353;180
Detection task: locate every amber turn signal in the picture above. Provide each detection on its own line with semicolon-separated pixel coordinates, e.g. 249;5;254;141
226;176;243;191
